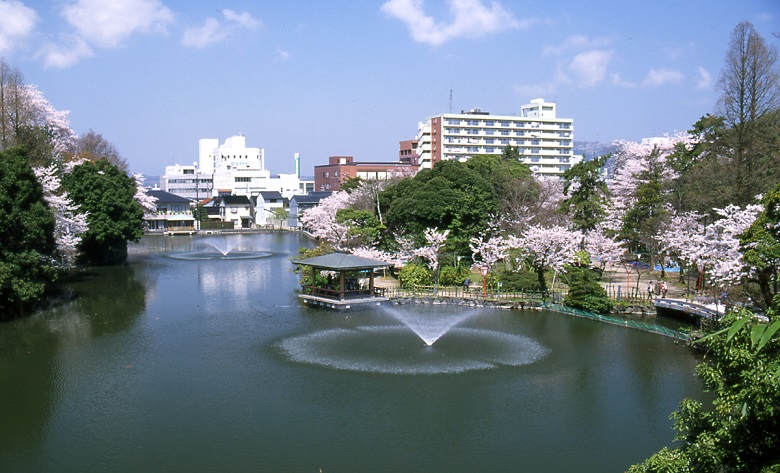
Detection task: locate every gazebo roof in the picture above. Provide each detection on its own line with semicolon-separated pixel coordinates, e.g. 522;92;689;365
292;252;392;270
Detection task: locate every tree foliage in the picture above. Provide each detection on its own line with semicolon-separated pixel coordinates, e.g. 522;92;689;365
740;182;780;308
563;266;613;314
560;154;610;233
0;147;58;318
61;160;144;265
70;129;129;171
381;159;498;255
630;308;780;473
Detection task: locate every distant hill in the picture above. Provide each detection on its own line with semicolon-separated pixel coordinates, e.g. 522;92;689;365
573;141;616;160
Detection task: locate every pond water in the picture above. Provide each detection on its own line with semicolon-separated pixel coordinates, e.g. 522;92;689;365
0;233;706;472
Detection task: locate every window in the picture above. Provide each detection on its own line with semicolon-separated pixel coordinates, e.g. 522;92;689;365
500;121;510;127
235;177;251;183
485;138;494;144
468;129;479;135
485;120;494;126
501;130;510;136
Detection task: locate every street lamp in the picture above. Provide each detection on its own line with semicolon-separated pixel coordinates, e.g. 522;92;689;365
480;266;488;298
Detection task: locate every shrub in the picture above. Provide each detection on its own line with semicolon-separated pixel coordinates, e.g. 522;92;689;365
439;265;470;286
398;263;432;288
494;268;542;292
564;267;613;314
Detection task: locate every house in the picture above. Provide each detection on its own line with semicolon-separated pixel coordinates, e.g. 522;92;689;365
145;189;196;234
218;195;254;229
288;192;332;228
252;191;286;227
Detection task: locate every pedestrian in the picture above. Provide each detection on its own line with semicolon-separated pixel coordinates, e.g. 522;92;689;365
463;277;471;293
647;281;654;299
661;281;668;298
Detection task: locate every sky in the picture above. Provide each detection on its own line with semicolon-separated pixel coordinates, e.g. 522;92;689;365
1;0;778;177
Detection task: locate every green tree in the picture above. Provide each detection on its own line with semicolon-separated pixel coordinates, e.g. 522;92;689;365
620;147;668;264
0;147;58;318
466;151;539;221
559;155;610;233
62;160;144;265
740;182;780;308
630;308;780;473
380;160;497;255
340;176;363;193
336;207;383;247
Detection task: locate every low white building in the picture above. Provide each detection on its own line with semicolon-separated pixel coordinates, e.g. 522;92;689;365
163;136;314;200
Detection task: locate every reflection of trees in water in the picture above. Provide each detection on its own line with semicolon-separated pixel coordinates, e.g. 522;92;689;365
0;317;61;464
74;265;147;336
0;265;147;464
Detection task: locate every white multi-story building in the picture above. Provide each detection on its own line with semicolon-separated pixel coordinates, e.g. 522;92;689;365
163;164;213;201
164;136;313;200
415;98;581;177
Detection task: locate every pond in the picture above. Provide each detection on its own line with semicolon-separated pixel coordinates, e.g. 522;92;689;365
0;233;707;472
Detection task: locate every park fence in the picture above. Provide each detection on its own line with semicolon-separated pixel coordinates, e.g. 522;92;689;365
382;285;688;341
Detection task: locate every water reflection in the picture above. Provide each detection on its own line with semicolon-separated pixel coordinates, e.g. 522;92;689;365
0;233;708;473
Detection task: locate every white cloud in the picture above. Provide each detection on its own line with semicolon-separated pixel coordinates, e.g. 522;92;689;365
62;0;173;49
380;0;533;47
568;49;612;87
37;35;94;68
276;48;291;61
542;34;612;56
612;68;686;89
610;73;636;88
0;0;38;54
643;68;684;87
695;66;711;90
182;9;262;48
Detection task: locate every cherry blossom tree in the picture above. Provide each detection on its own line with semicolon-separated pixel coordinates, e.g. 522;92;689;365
350;245;394;264
33;164;88;268
133;173;158;219
661;204;762;295
413;228;450;291
507;224;582;295
470;234;508;271
584;226;626;271
299;191;352;248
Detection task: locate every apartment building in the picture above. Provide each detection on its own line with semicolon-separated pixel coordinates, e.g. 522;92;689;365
415;98;581;177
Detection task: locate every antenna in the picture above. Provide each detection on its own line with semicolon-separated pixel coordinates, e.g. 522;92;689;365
449;89;453;113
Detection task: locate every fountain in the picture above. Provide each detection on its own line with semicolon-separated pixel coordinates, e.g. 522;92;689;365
205;236;239;256
167;235;273;260
278;304;550;374
382;305;476;346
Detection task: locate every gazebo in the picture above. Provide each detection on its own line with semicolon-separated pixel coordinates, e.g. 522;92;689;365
292;252;392;309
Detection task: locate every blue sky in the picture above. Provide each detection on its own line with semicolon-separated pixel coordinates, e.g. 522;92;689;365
1;0;778;177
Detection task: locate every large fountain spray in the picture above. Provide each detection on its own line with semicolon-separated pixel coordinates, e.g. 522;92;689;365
278;305;550;375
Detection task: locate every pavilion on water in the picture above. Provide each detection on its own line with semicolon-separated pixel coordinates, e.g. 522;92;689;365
291;252;392;309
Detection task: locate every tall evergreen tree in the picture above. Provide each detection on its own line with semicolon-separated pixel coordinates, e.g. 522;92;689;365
0;147;58;318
